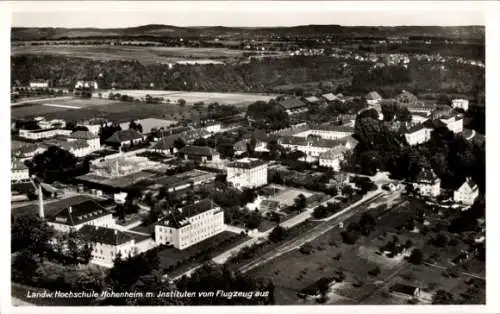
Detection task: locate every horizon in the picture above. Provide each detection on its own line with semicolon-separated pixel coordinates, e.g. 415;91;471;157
10;2;485;28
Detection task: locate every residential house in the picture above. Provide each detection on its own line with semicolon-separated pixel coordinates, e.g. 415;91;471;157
69;130;101;152
452;99;469;111
439;114;464;133
412;167;441;197
227;158;268;189
454;177;479;206
177;145;220;163
366;91;383;106
278;98;309;115
79;225;136;268
47;200;115;232
11;158;30;182
150;135;180;155
155;199;224;250
105;129;145;148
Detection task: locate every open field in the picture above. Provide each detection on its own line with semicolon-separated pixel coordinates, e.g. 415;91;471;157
248;196;485;305
100;89;278;106
12;45;248;64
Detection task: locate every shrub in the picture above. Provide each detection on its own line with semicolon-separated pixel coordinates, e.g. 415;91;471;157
299;243;314;255
368;266;381;276
408;249;424;265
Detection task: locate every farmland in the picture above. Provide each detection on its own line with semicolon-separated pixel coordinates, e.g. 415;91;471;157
11;90;277;121
12;45;251;65
247;196;485;305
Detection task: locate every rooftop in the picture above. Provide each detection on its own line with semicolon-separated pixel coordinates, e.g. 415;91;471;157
366;91;382;101
79;225;135;246
106;129;143;144
304;96;321;103
228;158;267;169
178;145;218;157
48;199;114;226
157;199;220;229
415;167;439;183
278;98;308;110
70;130;98;140
321;93;338;102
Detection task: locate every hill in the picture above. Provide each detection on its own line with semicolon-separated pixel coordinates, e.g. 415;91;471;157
11;24;485;41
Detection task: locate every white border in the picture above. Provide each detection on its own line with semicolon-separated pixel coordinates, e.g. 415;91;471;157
1;2;497;314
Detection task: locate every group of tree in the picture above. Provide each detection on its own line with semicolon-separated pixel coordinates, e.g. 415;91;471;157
341;212;377;244
27;146;89;183
381;102;412;122
128;120;144;133
99;122;122;143
246;100;290;131
313;202;342;219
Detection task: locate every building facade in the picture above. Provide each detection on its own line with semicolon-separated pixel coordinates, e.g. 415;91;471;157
412;168;441;197
318;146;347;171
19;128;72;140
452;99;469;111
79;225;136;268
48;201;115;232
404;125;433;146
227;158;268;189
454;177;479;206
440;115;464;134
69;130;101;152
155;199;224;250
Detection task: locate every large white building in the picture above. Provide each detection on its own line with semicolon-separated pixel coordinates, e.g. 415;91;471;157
452;99;469;111
412;168;441;197
319;145;348;171
155;199;224;250
47;200;115;232
280;135;358;163
79;225;137;268
227;158;268;189
404;124;433;146
68;130;101;152
29;79;50;89
454;177;479;206
293;125;355;141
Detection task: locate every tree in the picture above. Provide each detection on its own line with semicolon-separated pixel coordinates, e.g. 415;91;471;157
342;185;354;198
12;249;39;282
247;136;257;155
28;146;78;182
433;290;454;304
408;249;424;265
12;214;54;256
173;138;186;150
293;194;307;212
269;225;287;243
177;98;186;107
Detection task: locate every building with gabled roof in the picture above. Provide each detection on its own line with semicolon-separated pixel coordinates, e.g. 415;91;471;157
319;145;348;171
69;130;101;153
79;225;136;268
278;98;309;115
412;167;441;197
454;177;479;206
150;135;180;155
105;129;144;148
177;145;220;163
47;200;115;232
402;123;433;146
155;199;224;250
366;91;383;105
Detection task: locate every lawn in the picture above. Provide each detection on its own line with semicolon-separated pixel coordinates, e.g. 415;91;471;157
156;231;249;277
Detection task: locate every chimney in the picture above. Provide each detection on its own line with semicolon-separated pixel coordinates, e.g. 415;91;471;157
38;184;44;219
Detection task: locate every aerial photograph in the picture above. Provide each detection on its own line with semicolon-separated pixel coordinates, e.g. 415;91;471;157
9;2;485;307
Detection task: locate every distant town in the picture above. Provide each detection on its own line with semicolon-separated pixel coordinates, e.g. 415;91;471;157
10;22;485;306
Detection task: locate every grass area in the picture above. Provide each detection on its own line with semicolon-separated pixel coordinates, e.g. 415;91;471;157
247;195;485;305
157;231;249;277
12;45;247;65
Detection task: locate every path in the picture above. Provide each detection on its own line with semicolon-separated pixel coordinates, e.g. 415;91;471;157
11;96;73;107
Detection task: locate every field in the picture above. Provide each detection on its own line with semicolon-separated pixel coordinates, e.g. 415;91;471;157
11;91;276;121
100;89;278;106
248;196;485;305
12;45;248;65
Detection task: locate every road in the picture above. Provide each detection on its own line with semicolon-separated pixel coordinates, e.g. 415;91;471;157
424;262;485;280
238;191;388;274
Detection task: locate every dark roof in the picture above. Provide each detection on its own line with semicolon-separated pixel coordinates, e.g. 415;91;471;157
153;135;180;150
79;225;135;246
70;130;98;140
278;98;308;110
390;283;419;296
46;139;89;151
158;199;219;229
228;158;267;169
49;200;114;226
106;129;143;144
415;167;439;183
423;119;447;129
366;91;382;101
178;145;218;157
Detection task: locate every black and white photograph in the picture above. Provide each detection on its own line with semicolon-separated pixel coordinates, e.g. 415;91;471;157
2;1;494;311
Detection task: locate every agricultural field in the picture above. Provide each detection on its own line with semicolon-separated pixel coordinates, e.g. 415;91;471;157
12;45;248;65
100;89;278;106
248;196;485;305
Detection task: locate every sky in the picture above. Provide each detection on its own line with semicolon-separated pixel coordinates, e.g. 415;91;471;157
10;1;485;28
